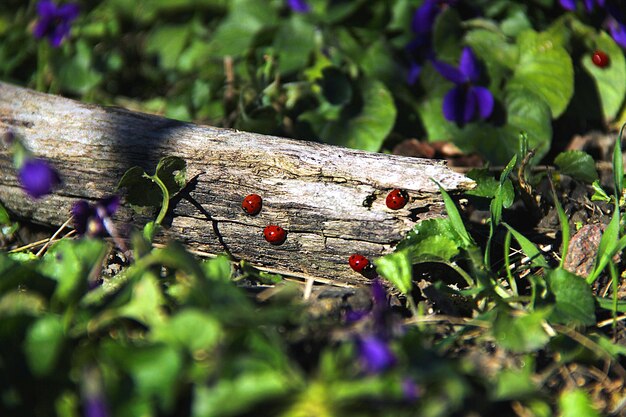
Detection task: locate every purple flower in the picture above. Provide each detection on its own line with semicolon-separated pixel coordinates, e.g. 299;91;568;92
72;196;120;237
33;0;80;47
402;378;422;402
432;47;494;126
559;0;605;11
18;158;61;198
609;19;626;48
406;0;457;84
287;0;310;13
357;335;396;374
84;397;109;417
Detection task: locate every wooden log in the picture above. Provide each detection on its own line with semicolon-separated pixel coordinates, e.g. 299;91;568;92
0;82;474;285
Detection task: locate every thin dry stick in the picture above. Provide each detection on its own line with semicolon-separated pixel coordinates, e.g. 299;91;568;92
597;314;626;328
36;216;74;256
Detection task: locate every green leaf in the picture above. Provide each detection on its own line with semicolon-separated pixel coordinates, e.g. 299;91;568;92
503;223;550;268
152;309;222;353
54;40;102;95
118;273;166;327
145;24;190;70
192;370;293;417
24;314;64;377
273;16;315;75
466;28;518;91
554;150;599;183
558;389;601;417
588;205;621;284
493;308;551;353
614;124;625;197
509;29;574;118
103;342;182;412
437;184;473;248
397;218;461;262
207;0;276;57
582;31;626;121
466;168;500;198
375;249;413;295
38;239;107;306
547;268;596;326
155;156;187;195
118;166;161;207
316;79;396;152
492;367;537;400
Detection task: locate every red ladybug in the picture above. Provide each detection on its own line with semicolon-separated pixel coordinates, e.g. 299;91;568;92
242;193;263;215
592;50;610;68
386;189;408;210
264;225;287;245
349;254;370;273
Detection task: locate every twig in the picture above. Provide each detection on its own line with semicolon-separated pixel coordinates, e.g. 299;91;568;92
36;216;73;256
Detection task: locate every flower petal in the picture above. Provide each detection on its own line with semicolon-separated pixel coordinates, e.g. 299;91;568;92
407;62;422;85
609;20;626;48
559;0;577;10
37;0;56;17
442;85;476;125
459;47;481;82
432;60;466;84
358;336;396;374
471;86;494;120
287;0;310;13
58;3;80;20
411;0;439;34
18;159;61;199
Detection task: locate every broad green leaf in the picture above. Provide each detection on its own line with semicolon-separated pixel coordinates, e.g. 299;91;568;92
554;150;599;183
465;28;518;91
503;223;550;268
465;168;499;198
192;371;293;417
118;273;167;327
375;249;413;295
581;31;626;121
492;367;537;400
156;156;187;195
53;40;102;95
493;308;551;353
103;342;182;412
273;16;315;75
24;314;64;376
559;389;601;417
432;8;463;62
152;309;222;353
38;239;107;306
118;166;162;207
317;79;396;152
145;24;190;70
207;0;276;57
547;268;596;326
509;29;574;117
397;218;461;262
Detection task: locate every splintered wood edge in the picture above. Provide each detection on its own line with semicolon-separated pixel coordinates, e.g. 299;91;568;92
0;82;475;285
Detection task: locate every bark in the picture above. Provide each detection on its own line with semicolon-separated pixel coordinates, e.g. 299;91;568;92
0;82;474;285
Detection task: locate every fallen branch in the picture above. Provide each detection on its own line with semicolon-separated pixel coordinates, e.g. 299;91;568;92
0;82;473;285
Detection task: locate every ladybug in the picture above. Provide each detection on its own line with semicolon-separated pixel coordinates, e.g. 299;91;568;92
591;50;610;68
264;225;287;245
349;254;370;273
242;193;263;215
386;189;408;210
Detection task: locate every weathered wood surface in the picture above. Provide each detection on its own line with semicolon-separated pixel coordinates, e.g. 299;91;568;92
0;82;474;285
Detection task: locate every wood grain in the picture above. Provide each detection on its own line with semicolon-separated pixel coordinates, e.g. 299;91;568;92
0;82;474;285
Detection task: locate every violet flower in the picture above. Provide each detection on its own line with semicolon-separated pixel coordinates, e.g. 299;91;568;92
287;0;310;13
357;335;396;374
18;158;61;199
33;0;80;47
406;0;457;84
71;196;120;237
402;378;422;402
432;47;494;126
559;0;605;11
